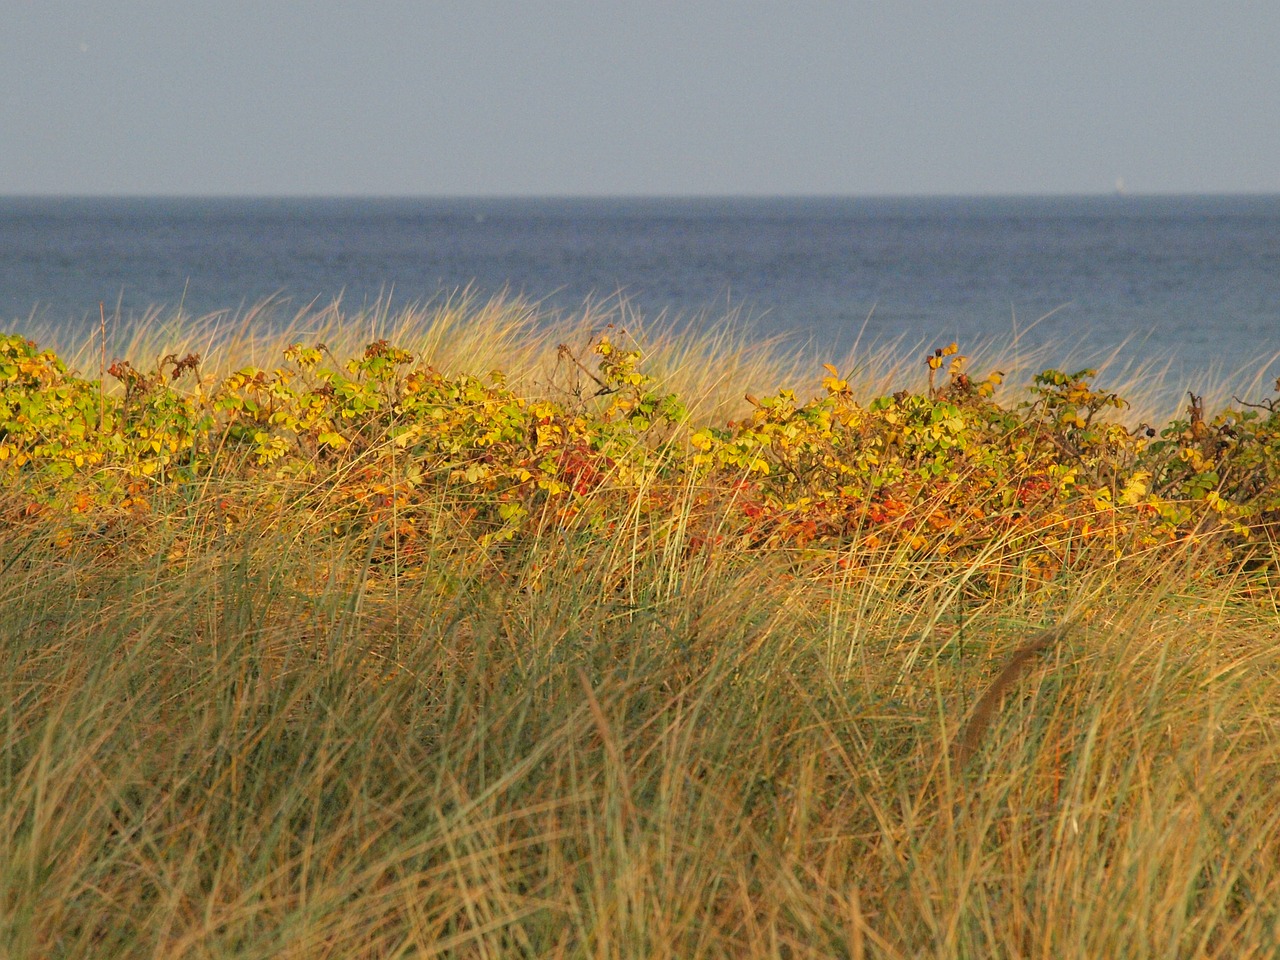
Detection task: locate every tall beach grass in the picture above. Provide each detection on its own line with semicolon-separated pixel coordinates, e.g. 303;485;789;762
35;290;1262;425
3;295;1279;956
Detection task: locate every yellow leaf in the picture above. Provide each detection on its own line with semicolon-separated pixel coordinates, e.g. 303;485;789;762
1119;471;1150;505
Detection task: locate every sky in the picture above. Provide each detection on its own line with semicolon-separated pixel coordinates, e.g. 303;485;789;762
2;2;1278;197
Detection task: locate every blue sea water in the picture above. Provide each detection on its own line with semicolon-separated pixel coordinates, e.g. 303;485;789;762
2;195;1278;381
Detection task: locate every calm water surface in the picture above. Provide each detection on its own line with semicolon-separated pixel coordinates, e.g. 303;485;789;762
2;195;1278;381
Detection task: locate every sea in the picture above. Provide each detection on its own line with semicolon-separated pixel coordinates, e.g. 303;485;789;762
2;195;1279;387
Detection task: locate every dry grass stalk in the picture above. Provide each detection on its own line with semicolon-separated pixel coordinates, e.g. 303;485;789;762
951;626;1066;770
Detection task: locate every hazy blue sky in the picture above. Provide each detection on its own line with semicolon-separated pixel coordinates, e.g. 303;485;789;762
3;2;1277;196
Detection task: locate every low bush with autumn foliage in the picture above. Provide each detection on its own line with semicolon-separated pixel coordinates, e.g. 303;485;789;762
3;312;1278;583
4;297;1280;957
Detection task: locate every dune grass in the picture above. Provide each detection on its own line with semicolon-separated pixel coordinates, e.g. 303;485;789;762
37;289;1240;425
3;296;1280;957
